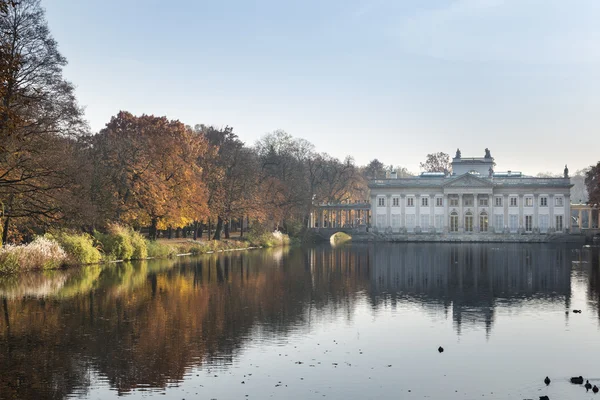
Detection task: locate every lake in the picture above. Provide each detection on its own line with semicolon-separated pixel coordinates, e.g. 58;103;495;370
1;243;599;400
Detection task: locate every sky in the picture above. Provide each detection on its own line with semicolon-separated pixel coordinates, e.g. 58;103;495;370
43;0;600;175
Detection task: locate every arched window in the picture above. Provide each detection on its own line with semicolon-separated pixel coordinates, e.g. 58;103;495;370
479;211;488;232
465;211;473;232
450;212;459;232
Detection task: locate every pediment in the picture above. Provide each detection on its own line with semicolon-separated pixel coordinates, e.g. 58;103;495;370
443;173;493;188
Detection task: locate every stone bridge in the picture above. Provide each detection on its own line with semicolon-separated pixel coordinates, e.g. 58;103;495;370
310;226;368;241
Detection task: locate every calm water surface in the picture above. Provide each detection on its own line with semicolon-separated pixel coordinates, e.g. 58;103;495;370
1;243;600;400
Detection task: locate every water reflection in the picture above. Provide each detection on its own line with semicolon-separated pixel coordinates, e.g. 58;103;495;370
0;244;598;399
367;244;573;336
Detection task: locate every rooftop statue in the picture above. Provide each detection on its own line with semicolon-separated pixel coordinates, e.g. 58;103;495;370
455;148;461;159
488;167;494;177
484;148;492;159
564;164;569;178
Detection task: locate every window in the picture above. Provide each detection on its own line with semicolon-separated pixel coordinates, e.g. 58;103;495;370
539;214;549;232
495;214;504;230
479;212;488;232
435;215;443;230
495;197;502;207
556;215;563;231
422;197;428;207
510;197;518;207
509;214;518;232
540;197;547;207
525;215;533;231
420;214;429;229
392;197;399;207
378;197;385;207
464;197;473;207
406;214;415;231
391;214;401;228
436;197;443;207
449;212;459;232
555;196;564;207
465;212;473;232
450;197;459;207
525;197;533;207
407;197;414;207
479;197;488;207
376;214;386;228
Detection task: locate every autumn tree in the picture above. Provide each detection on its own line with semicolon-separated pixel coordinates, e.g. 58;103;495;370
420;152;451;173
91;112;209;239
0;0;87;244
585;162;600;206
310;155;364;204
194;125;261;240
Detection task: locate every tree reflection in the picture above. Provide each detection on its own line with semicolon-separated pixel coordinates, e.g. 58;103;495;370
0;243;592;399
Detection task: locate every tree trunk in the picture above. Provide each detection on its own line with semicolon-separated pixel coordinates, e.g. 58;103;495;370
199;221;204;239
208;219;212;241
213;216;223;240
168;226;173;239
224;219;230;239
193;221;198;240
149;218;158;241
1;215;10;245
240;216;244;238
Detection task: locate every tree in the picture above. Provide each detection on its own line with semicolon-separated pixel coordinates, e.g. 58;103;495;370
91;112;209;239
254;130;313;230
420;152;451;173
363;159;386;179
194;125;262;240
585;162;600;206
0;0;87;244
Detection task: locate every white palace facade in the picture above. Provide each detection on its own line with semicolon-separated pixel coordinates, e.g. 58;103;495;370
368;149;572;236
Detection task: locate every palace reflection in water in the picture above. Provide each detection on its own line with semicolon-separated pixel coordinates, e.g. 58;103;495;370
0;244;599;399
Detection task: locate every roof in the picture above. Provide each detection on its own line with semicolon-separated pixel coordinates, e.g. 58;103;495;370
368;173;572;189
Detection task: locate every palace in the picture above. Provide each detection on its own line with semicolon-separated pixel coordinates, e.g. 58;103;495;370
368;149;572;236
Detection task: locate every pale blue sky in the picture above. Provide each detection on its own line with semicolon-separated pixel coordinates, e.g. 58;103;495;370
44;0;600;174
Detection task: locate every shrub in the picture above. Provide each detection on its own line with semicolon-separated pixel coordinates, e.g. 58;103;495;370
129;229;148;260
247;226;290;247
146;240;176;258
47;232;102;265
0;237;67;272
94;224;134;261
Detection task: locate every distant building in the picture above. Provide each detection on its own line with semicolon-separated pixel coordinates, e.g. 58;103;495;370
368;149;572;235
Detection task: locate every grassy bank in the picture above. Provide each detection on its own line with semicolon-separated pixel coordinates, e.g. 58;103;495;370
0;225;292;274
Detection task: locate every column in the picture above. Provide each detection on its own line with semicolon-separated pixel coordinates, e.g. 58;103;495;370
564;194;570;232
415;194;421;232
533;194;539;232
503;194;509;232
370;194;376;230
458;194;464;232
443;194;449;233
489;193;494;232
475;194;479;232
430;194;435;232
518;194;524;232
578;209;582;230
589;209;593;229
400;194;406;231
549;194;555;231
386;194;392;229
